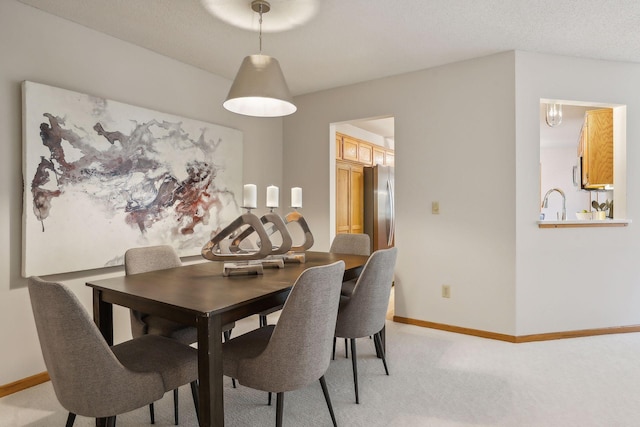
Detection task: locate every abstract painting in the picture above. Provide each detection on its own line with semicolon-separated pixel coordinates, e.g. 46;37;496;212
22;81;243;276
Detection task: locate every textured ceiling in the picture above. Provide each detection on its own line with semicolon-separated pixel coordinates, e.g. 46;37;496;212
16;0;640;98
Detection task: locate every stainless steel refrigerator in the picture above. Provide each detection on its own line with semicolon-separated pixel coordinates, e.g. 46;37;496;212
364;165;395;252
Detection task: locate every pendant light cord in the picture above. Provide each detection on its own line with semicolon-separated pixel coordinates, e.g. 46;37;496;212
258;5;263;54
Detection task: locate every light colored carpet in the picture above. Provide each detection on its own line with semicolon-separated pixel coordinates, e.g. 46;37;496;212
3;311;640;426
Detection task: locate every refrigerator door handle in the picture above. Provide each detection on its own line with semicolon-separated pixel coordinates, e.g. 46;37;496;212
387;179;395;247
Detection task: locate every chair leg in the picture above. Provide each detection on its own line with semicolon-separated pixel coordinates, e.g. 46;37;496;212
190;381;200;421
149;403;155;424
97;417;116;427
332;337;336;360
319;376;338;427
268;391;272;406
350;338;359;404
373;332;390;376
345;338;349;358
275;392;284;427
65;413;76;427
173;388;179;425
259;314;267;327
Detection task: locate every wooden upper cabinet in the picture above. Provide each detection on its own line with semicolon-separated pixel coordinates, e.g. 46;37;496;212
336;132;394;166
342;136;359;162
580;108;613;189
385;151;395;167
373;147;385;165
358;143;373;165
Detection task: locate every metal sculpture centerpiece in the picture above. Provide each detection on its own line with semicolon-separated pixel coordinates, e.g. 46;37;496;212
201;185;314;275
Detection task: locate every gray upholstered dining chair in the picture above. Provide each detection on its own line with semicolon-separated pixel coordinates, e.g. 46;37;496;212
329;233;371;297
333;247;397;404
124;244;237;423
27;276;199;427
329;233;371;257
222;261;346;427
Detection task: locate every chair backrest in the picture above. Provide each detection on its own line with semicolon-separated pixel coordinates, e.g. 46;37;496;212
330;233;371;256
27;277;163;417
237;261;345;393
124;245;182;275
335;247;398;339
124;245;182;337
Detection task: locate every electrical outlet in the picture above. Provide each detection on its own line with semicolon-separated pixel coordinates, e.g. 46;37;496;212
432;201;440;214
442;284;451;298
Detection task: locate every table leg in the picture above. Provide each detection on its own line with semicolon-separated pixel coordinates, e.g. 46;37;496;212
92;288;113;345
197;315;224;427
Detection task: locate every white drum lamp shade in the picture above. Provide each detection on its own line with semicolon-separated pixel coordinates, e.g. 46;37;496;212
223;54;297;117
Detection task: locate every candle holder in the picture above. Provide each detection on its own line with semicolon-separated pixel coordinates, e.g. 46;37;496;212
201;208;273;276
279;207;314;263
230;207;293;270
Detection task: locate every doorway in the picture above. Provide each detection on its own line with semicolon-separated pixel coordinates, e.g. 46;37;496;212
330;116;395;246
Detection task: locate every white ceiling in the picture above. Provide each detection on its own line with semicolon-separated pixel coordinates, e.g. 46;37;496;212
17;0;640;98
15;1;640;139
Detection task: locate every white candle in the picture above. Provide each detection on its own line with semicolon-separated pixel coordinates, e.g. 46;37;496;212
243;184;257;209
291;187;302;208
266;185;279;208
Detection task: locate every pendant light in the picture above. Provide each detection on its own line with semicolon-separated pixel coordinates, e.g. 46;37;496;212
545;103;562;127
223;0;296;117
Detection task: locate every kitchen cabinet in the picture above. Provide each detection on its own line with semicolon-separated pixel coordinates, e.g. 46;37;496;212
385;152;395;167
578;108;613;189
373;147;385;165
341;135;359;162
336;132;394;166
336;161;364;234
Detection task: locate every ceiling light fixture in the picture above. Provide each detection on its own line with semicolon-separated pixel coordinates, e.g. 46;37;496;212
223;0;296;118
545;103;562;127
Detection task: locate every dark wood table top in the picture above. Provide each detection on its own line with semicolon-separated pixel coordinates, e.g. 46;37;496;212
87;251;367;322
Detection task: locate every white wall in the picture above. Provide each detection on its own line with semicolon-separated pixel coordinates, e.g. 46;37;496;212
515;51;640;335
0;1;283;385
284;52;517;335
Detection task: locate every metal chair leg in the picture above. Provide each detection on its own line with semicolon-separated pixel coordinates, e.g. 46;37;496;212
268;391;272;406
260;314;267;327
149;403;155;424
173;388;179;425
276;392;284;427
97;416;116;427
65;413;76;427
332;337;336;360
373;332;389;375
345;338;349;358
319;376;338;427
350;338;359;404
190;381;200;421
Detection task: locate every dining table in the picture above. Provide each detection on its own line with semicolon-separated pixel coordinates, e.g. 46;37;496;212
86;251;368;427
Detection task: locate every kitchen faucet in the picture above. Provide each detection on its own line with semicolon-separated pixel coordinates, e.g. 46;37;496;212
541;188;566;220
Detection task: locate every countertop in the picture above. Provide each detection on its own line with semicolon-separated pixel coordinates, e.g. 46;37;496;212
537;219;631;228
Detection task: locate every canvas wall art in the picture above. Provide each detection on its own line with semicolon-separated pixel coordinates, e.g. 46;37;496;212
22;81;243;276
